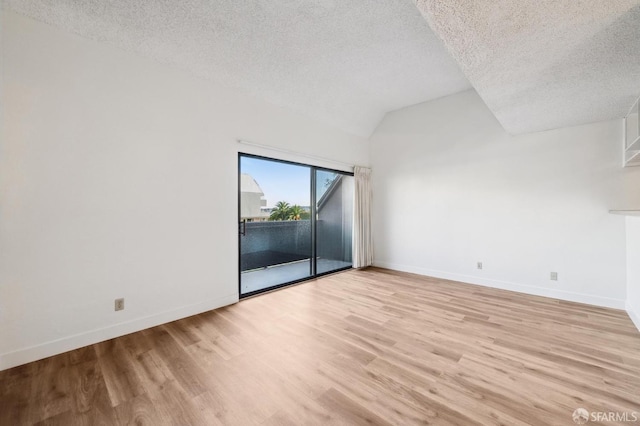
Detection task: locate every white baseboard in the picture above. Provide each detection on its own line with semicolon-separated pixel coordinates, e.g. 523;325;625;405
0;293;238;371
373;261;626;310
626;300;640;333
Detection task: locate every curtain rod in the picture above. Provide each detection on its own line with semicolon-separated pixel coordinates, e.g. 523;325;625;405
237;139;361;169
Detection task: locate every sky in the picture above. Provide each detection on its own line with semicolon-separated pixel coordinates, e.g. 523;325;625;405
241;156;311;208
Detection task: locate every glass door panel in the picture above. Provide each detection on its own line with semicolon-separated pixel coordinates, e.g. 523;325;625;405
315;170;354;275
239;155;312;296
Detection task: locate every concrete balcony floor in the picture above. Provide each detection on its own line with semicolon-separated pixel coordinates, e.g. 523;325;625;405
241;258;351;294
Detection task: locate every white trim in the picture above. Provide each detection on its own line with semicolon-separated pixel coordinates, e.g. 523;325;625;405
373;261;626;310
609;209;640;216
626;300;640;333
0;293;238;371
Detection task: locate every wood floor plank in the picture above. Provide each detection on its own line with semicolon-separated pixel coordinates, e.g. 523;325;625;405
315;387;394;426
1;267;639;425
112;393;160;426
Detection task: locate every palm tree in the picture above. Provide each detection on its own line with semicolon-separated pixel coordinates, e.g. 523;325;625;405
288;205;304;220
269;201;291;221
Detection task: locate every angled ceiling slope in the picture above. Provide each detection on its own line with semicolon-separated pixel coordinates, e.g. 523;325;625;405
5;0;470;137
415;0;640;134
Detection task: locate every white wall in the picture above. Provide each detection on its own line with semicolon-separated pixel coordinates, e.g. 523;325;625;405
0;12;369;370
626;217;640;330
370;90;640;310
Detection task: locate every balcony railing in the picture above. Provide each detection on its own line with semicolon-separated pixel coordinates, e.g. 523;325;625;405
240;220;311;271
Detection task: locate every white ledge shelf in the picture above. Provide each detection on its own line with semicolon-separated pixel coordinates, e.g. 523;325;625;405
624;96;639;167
625;150;640;166
627;135;640;153
609;210;640;216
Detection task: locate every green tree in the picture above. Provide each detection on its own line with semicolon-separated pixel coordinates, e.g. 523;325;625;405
269;201;291;221
288;205;304;220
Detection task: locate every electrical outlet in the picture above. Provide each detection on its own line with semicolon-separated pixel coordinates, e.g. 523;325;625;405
115;298;125;311
550;272;558;281
477;262;483;270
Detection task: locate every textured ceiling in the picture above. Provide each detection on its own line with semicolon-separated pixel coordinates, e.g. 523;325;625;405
4;0;471;137
415;0;640;134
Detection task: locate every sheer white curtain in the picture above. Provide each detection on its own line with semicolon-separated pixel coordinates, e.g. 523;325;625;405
353;166;373;268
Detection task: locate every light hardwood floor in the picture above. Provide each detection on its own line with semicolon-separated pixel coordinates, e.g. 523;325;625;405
1;268;640;425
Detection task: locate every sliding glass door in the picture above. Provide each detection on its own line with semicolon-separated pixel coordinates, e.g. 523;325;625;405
239;154;353;297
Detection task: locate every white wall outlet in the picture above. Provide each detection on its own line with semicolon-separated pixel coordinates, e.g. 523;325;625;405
115;298;125;311
550;272;558;281
477;262;483;270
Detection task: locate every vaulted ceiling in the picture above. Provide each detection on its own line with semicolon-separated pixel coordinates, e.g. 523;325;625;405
5;0;640;137
4;0;470;137
415;0;640;134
